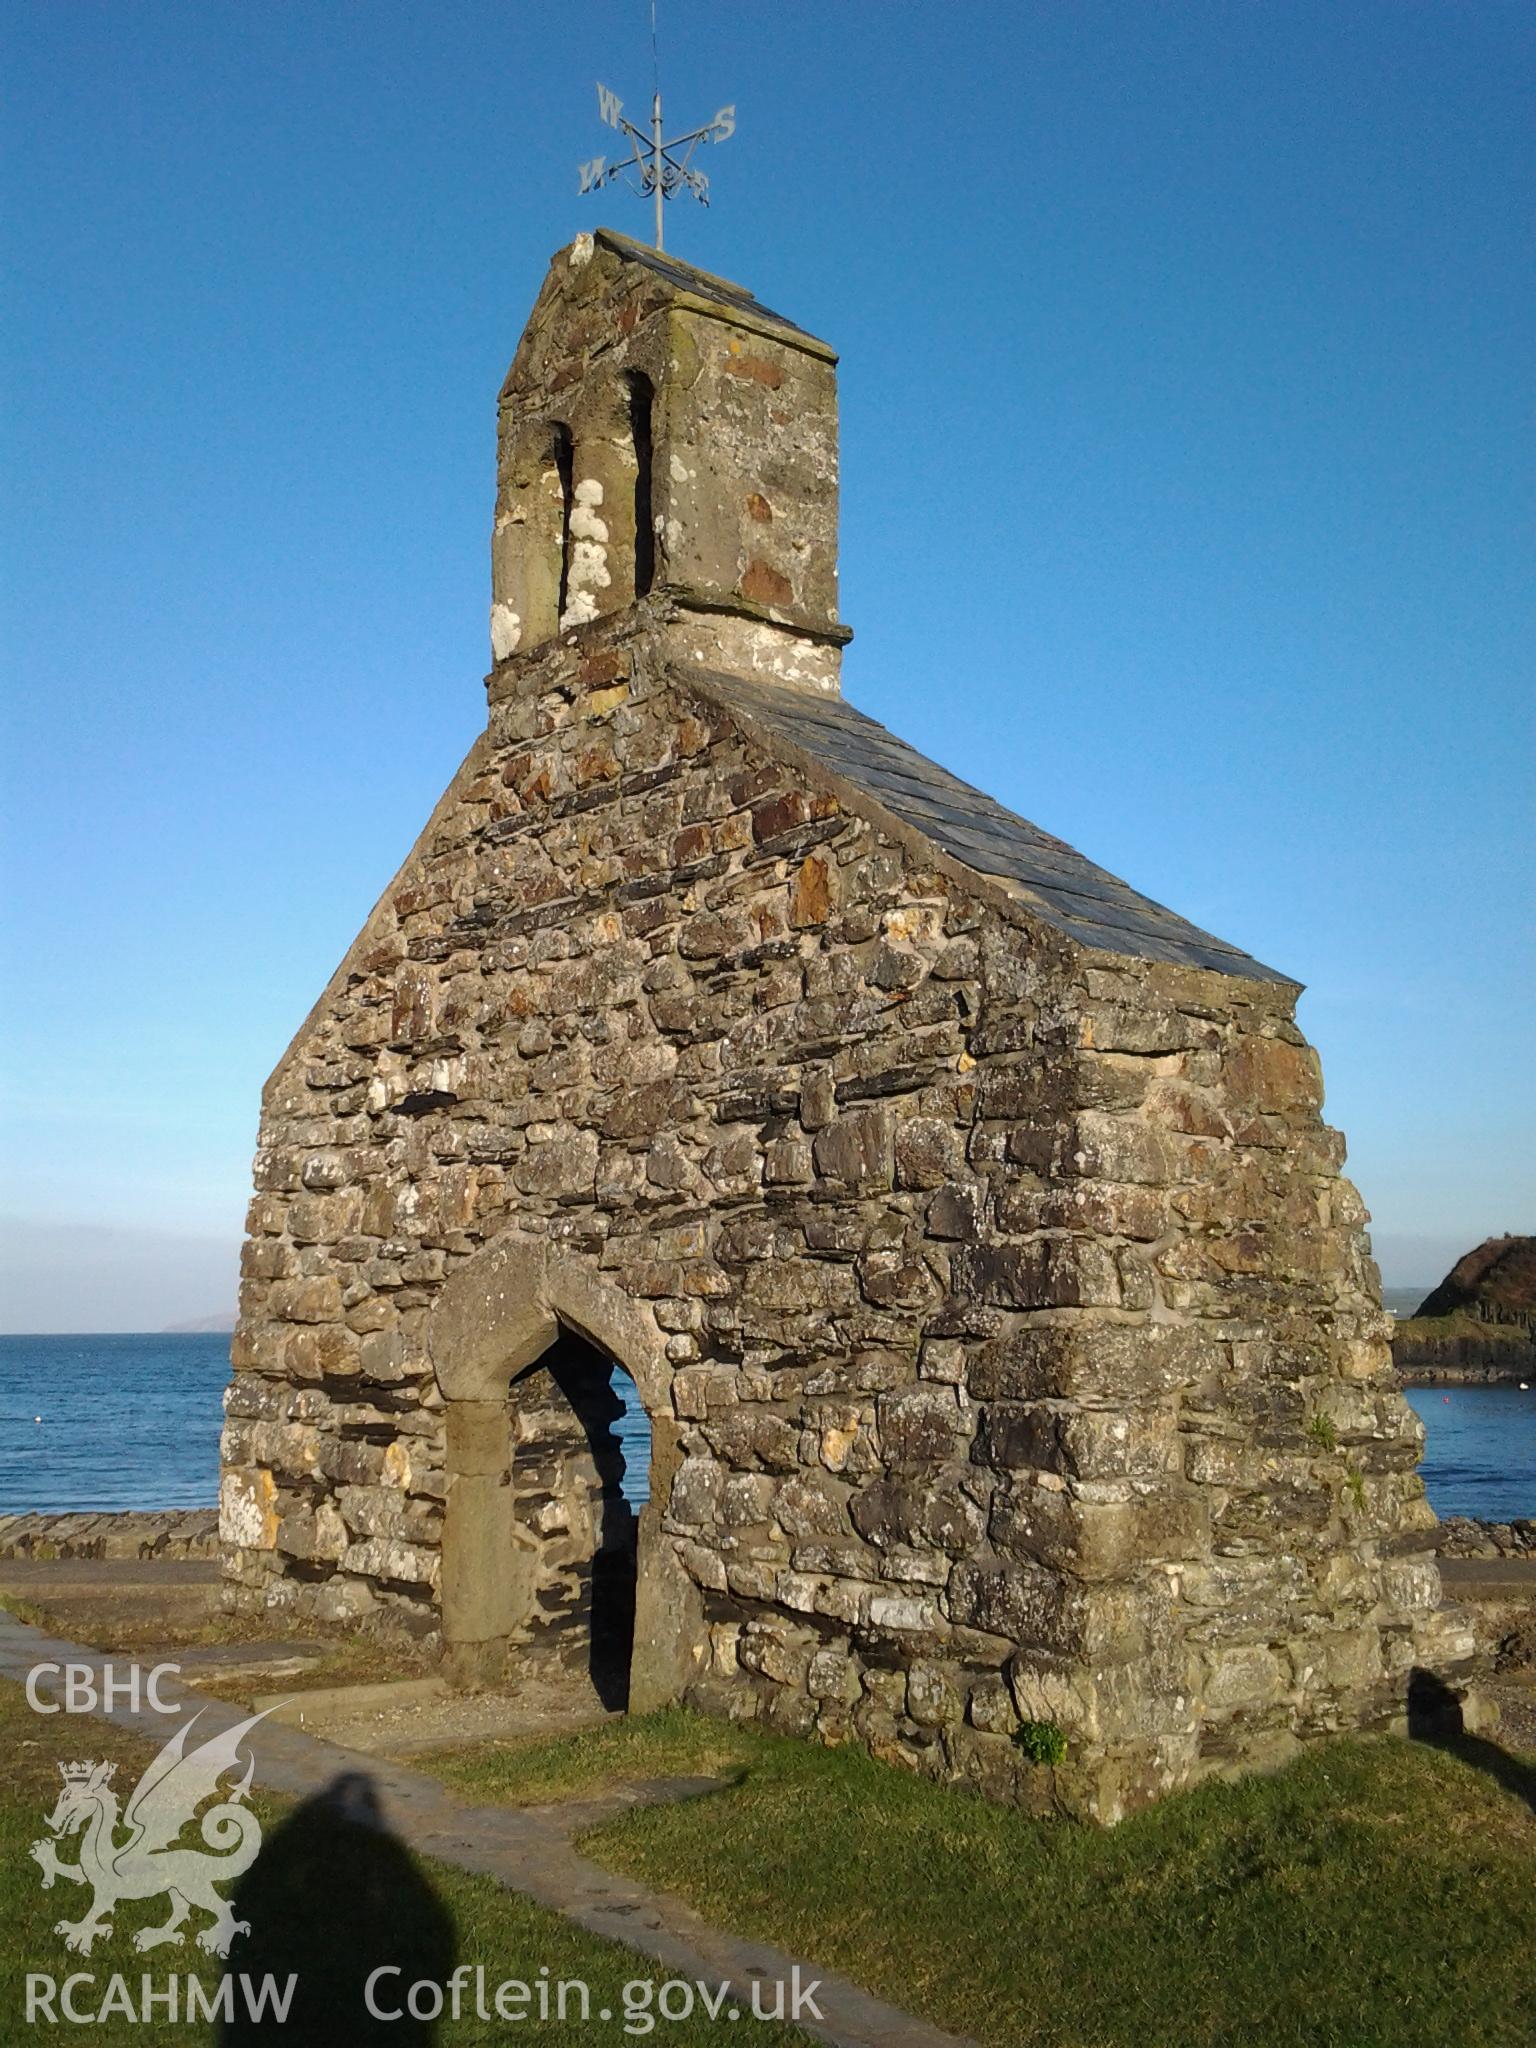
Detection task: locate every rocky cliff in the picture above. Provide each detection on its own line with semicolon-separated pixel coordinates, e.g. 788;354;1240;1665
1392;1236;1536;1383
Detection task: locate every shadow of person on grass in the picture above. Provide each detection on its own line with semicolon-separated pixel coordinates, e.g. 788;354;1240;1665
219;1770;456;2045
1407;1666;1536;1817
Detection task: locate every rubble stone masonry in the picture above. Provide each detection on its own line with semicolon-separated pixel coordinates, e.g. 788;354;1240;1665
223;232;1476;1821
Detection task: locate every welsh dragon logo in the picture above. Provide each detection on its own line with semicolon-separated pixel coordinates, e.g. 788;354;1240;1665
29;1707;273;1958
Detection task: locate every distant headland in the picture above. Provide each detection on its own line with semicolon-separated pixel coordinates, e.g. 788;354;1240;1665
160;1311;237;1334
1392;1235;1536;1385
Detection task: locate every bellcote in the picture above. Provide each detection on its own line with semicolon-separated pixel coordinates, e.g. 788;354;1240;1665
490;230;846;695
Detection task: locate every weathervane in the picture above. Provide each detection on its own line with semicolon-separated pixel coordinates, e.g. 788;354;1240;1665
576;7;734;253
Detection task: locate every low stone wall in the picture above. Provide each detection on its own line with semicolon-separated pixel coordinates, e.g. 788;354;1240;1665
1396;1361;1534;1386
0;1510;219;1562
1435;1516;1535;1560
1432;1519;1536;1711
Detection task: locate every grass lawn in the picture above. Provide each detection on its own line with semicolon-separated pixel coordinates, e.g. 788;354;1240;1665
0;1683;813;2044
422;1705;764;1807
427;1709;1536;2048
0;1589;428;1699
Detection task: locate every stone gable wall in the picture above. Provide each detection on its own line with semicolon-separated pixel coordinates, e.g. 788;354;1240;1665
224;615;1465;1819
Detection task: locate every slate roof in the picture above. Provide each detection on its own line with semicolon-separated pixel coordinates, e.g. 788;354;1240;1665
596;230;834;357
702;671;1292;984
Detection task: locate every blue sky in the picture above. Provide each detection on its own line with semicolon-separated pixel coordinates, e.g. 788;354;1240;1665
2;1;1531;1328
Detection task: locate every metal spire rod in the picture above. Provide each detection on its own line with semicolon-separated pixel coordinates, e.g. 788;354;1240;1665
652;90;664;251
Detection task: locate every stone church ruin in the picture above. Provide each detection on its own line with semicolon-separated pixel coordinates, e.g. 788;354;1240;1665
223;230;1476;1819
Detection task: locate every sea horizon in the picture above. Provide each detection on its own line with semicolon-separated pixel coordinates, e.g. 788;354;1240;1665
4;1325;1532;1524
0;1329;655;1515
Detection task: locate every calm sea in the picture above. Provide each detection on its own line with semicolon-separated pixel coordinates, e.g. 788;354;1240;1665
1;1332;1529;1524
0;1334;653;1514
1405;1387;1536;1521
0;1334;232;1514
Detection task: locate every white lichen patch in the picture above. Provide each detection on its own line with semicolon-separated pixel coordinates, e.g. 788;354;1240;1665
884;904;944;946
489;602;522;661
569;477;608;542
560;478;610;628
220;1467;277;1550
743;621;841;695
670;452;694;483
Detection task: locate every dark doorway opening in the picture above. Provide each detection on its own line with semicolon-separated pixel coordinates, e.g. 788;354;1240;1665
508;1325;647;1710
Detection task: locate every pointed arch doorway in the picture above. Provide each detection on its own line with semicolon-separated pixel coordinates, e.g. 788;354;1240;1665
507;1325;648;1708
427;1236;700;1709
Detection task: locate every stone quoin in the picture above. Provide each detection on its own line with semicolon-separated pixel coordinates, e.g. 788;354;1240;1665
223;230;1478;1820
